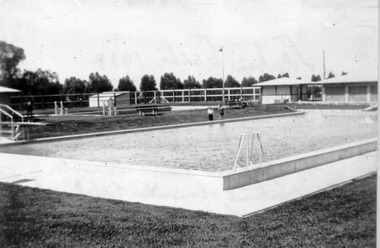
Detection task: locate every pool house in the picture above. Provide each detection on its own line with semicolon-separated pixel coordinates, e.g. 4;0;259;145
254;77;311;104
308;73;378;104
0;86;21;106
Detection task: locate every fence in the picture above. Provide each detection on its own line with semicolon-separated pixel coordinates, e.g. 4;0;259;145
10;93;93;111
10;87;262;110
135;87;261;104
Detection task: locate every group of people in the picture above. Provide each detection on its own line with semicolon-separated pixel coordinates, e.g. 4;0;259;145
207;104;224;121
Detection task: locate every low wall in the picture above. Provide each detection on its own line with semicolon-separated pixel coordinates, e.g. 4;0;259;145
222;138;377;190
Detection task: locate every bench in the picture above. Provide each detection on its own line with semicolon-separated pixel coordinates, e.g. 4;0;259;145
136;105;159;116
225;101;248;109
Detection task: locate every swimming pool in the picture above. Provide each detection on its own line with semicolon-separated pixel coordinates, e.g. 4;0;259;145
0;110;377;172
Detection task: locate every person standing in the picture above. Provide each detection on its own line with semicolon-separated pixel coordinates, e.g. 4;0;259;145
26;101;33;119
207;107;214;121
218;104;224;120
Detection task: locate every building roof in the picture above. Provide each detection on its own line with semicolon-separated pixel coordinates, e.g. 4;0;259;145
254;77;310;86
309;73;378;85
0;86;21;93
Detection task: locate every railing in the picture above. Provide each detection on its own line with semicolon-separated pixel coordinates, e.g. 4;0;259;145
233;132;264;170
0;104;25;141
0;104;24;122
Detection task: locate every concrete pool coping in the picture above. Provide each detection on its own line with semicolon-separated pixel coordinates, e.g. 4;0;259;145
0;149;376;217
0;111;304;146
221;138;377;189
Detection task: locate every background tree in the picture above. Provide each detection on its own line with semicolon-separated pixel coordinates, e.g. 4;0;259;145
35;69;62;95
140;74;157;91
16;70;38;94
160;72;183;90
202;77;223;88
258;73;276;82
327;72;335;79
183;76;201;89
16;69;62;95
63;77;87;94
277;73;289;79
282;72;290;78
0;41;26;87
341;71;348;76
241;76;258;87
311;74;322;82
224;75;240;88
118;75;136;91
87;72;113;93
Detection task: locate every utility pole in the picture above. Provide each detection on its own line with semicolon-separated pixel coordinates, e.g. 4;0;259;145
323;50;326;79
219;47;225;101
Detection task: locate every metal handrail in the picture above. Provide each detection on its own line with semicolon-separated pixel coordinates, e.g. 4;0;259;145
0;108;14;139
0;108;13;120
0;104;24;122
233;132;264;170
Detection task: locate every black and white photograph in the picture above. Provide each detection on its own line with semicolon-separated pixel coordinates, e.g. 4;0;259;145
0;0;378;247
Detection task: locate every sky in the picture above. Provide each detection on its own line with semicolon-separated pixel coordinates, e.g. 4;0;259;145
0;0;378;88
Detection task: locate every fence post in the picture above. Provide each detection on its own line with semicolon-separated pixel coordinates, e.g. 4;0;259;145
173;90;175;103
41;94;44;110
188;89;191;103
204;89;207;102
97;93;100;107
113;93;117;107
154;91;157;104
108;98;112;116
54;101;58;114
60;101;63;115
20;93;24;111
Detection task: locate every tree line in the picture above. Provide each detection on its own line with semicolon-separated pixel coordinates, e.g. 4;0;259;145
1;41;337;96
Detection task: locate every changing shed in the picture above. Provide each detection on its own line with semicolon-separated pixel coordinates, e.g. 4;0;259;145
254;78;310;104
309;73;378;104
89;91;131;107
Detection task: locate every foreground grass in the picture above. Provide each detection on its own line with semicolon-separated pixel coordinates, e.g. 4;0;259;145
28;104;292;139
0;174;375;247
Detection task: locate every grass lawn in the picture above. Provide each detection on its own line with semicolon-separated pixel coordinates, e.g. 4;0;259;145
0;174;375;247
27;104;293;139
23;102;371;140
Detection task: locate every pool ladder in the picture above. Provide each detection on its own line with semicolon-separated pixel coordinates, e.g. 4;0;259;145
233;132;264;170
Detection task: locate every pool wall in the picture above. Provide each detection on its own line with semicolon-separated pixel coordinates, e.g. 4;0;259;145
0;138;375;194
222;138;377;190
0;139;376;216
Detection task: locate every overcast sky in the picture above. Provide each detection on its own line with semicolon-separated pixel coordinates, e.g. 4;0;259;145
0;0;378;87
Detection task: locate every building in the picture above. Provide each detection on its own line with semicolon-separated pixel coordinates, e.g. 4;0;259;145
254;77;310;104
309;73;378;104
0;86;21;106
88;91;132;107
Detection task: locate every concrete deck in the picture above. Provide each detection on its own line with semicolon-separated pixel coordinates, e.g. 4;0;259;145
0;151;376;217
